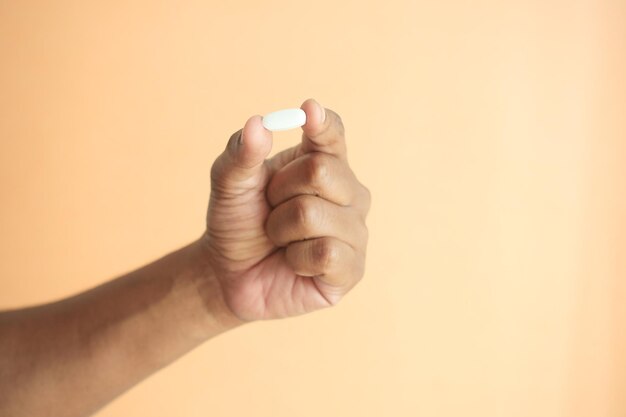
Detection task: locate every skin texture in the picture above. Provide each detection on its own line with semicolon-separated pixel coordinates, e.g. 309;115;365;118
206;99;370;320
0;99;370;417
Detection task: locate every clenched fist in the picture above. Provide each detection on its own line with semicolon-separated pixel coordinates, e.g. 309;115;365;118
202;99;371;321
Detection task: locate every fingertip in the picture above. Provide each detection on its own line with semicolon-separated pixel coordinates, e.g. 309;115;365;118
301;98;326;128
237;115;273;167
242;114;268;140
298;100;347;159
250;114;272;137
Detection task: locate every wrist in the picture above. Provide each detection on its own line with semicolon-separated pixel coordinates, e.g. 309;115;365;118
186;238;245;332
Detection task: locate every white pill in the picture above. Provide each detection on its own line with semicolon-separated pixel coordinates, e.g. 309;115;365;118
262;108;306;132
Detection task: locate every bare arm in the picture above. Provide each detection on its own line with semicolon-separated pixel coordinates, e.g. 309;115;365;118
0;99;370;417
0;240;241;417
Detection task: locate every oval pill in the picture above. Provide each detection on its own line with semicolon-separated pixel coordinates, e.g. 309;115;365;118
262;108;306;132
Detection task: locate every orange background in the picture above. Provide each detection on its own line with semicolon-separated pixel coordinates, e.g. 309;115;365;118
1;1;625;416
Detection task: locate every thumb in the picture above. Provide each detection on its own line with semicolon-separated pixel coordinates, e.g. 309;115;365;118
211;115;273;189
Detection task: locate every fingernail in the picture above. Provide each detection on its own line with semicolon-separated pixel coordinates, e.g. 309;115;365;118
237;130;244;146
316;100;326;124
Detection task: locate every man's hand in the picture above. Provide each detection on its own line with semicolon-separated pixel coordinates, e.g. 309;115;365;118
203;99;371;321
0;98;370;417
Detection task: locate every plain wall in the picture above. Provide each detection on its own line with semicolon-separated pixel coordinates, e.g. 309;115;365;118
1;1;624;416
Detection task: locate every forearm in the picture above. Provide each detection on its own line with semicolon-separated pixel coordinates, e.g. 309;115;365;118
0;239;242;417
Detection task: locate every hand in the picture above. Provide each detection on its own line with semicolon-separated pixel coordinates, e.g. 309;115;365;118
202;99;370;322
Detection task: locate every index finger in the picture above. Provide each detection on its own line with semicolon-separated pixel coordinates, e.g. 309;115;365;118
300;99;347;160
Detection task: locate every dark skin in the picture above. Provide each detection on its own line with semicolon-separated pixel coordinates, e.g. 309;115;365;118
0;99;370;417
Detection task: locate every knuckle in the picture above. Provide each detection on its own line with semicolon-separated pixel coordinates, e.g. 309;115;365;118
361;221;370;243
210;155;228;187
304;153;331;191
353;214;370;245
210;158;221;182
291;197;319;235
363;184;372;203
362;184;372;211
354;261;366;285
264;212;280;243
313;239;339;272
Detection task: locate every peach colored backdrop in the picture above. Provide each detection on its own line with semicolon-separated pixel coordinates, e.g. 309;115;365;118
1;1;624;416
